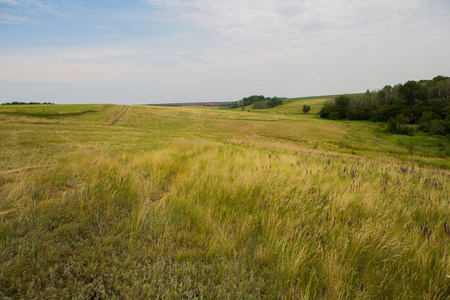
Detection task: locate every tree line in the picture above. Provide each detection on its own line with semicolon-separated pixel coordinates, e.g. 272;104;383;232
1;101;55;105
230;95;283;109
319;76;450;135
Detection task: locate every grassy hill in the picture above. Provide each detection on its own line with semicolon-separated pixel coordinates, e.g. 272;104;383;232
0;100;449;299
233;94;363;115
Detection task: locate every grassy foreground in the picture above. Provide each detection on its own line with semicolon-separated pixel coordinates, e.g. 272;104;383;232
0;102;449;299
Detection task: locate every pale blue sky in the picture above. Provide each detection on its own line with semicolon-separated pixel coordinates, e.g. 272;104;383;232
1;0;449;104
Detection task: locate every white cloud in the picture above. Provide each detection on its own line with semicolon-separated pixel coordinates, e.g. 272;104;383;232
0;60;124;82
140;0;448;88
0;0;75;22
94;25;129;40
95;25;119;35
0;0;22;6
0;12;30;24
1;0;449;104
0;49;129;82
48;47;135;62
144;0;429;50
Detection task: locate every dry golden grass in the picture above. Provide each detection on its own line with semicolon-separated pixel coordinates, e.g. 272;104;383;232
0;103;449;299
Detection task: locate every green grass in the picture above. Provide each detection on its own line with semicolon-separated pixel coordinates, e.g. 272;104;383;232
238;94;364;115
0;104;109;117
0;101;449;299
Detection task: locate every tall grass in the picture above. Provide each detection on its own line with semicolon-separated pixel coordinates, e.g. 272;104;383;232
0;104;449;298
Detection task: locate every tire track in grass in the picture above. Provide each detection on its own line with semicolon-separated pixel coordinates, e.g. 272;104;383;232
107;106;129;125
0;165;50;175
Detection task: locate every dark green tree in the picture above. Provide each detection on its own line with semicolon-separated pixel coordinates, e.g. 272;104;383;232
398;81;424;104
302;104;311;114
335;95;351;108
267;97;282;108
318;76;450;136
387;115;414;135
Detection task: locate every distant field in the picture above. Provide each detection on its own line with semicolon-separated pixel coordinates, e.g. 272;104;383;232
0;104;130;124
233;94;363;115
0;104;107;116
270;97;331;114
0;100;449;299
150;102;230;107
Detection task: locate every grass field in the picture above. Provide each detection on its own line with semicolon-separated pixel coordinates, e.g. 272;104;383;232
1;99;449;299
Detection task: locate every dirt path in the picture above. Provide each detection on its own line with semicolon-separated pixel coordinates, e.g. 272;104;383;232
107;106;129;125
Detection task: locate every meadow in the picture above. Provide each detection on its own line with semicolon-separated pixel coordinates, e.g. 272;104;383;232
0;99;449;299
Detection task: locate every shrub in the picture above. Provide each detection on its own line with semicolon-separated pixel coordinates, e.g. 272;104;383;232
335;95;351;108
320;104;347;120
302;105;311;114
387;115;415;135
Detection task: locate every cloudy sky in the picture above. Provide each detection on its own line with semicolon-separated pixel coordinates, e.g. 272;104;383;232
1;0;449;104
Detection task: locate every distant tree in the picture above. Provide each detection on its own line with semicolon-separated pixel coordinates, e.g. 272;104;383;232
378;85;394;104
318;76;450;136
1;101;54;105
252;101;269;109
428;98;448;118
433;75;447;83
418;112;437;133
230;102;240;109
242;95;265;106
302;104;311;114
233;95;284;110
329;111;341;120
267;97;283;108
335;95;351;108
387;114;414;135
319;103;347;120
398;81;424;104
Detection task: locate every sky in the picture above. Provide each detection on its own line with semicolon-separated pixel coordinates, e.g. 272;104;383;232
1;0;449;104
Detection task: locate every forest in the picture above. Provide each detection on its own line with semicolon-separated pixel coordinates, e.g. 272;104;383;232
229;95;283;109
1;101;54;105
319;76;450;135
